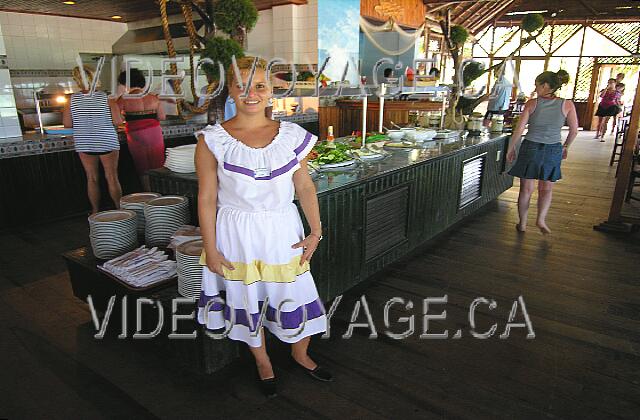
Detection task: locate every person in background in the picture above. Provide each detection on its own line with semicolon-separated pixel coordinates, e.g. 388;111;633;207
616;72;625;84
383;67;395;83
484;68;512;126
507;70;578;235
610;82;626;135
428;67;441;79
595;78;622;141
195;56;331;398
115;68;166;190
63;65;122;215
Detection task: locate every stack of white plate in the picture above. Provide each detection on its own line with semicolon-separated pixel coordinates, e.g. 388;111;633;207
89;210;138;259
164;144;196;173
144;196;190;248
120;192;162;240
176;239;204;298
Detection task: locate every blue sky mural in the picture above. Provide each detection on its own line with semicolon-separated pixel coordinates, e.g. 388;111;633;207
318;0;361;85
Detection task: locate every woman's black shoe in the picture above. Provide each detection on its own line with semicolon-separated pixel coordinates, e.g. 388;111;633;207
257;376;278;398
256;369;277;398
292;358;333;382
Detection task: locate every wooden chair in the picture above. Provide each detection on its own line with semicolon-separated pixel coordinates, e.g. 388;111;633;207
610;116;630;167
625;147;640;202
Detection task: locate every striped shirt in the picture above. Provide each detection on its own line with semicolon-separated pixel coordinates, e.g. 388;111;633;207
70;91;120;153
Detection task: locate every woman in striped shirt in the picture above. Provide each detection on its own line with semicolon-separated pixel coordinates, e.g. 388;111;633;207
63;65;123;214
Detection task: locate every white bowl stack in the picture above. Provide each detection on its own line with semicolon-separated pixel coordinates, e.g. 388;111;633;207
164;144;196;173
89;210;138;259
176;239;204;298
144;196;190;248
120;192;162;240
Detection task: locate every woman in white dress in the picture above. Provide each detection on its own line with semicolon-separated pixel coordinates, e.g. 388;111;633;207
195;57;331;397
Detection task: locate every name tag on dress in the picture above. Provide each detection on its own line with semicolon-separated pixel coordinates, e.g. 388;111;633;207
254;167;271;178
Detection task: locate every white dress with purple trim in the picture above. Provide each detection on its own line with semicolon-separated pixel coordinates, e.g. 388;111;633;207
195;121;327;347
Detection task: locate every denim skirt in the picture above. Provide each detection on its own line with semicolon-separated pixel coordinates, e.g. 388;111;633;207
508;140;562;182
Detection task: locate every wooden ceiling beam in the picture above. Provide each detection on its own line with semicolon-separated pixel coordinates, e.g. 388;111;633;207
469;0;518;34
463;3;499;29
451;2;489;26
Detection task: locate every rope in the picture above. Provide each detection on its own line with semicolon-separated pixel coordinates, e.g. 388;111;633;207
159;0;218;115
359;16;425;56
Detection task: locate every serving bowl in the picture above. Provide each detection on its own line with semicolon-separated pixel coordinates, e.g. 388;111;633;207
400;127;416;139
387;130;404;140
413;129;437;142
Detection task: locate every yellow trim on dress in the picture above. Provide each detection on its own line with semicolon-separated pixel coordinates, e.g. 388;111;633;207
199;250;310;285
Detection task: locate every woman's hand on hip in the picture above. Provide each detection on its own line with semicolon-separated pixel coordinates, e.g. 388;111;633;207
206;250;235;276
292;235;320;266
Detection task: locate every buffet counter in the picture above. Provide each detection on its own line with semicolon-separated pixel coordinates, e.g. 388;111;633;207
0;121;206;159
319;99;444;139
148;133;513;301
0;121;205;229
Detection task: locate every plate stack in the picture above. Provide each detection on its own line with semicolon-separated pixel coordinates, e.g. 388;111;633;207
164;144;196;173
120;192;162;240
89;210;138;259
176;239;204;298
144;196;190;248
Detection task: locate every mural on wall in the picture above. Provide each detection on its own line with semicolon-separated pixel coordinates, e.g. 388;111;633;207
318;0;360;85
374;0;404;22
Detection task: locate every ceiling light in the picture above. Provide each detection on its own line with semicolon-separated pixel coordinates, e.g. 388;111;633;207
63;1;75;4
551;12;557;17
111;15;122;20
55;95;67;104
505;10;549;16
615;6;632;9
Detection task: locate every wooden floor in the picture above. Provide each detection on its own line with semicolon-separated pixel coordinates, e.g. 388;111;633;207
1;131;639;419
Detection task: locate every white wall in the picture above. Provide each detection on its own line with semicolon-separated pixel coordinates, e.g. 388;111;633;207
246;0;318;64
0;12;127;109
0;24;19;138
0;12;127;70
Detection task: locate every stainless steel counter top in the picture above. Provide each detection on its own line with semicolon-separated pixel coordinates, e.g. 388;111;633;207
149;132;510;196
0;122;206;159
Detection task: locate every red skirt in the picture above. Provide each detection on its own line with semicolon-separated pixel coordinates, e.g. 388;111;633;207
125;119;165;176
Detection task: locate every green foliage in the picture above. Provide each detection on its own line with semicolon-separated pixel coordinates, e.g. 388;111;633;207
450;25;469;46
211;0;258;37
463;61;485;87
201;37;244;80
522;14;544;34
456;96;477;115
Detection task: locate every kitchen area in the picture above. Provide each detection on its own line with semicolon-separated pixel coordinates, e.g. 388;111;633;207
0;0;513;298
3;1;640;418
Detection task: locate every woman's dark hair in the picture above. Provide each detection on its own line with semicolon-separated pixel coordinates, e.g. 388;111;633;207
118;68;147;89
535;70;570;92
384;68;393;78
429;67;440;77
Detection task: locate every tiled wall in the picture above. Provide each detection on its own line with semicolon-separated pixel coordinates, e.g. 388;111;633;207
247;0;318;64
0;25;20;138
0;12;127;70
0;12;127;110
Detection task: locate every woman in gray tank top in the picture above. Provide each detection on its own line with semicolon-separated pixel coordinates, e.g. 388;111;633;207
507;70;579;234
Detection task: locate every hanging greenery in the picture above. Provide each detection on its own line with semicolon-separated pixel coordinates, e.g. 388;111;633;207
463;61;485;87
211;0;259;41
522;13;545;34
201;37;245;80
450;25;469;46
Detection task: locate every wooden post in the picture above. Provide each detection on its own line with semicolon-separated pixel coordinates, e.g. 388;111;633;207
595;73;640;231
571;26;587;100
585;61;601;130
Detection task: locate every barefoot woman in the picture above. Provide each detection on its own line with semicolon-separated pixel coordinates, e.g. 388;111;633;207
195;57;331;397
507;70;579;234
